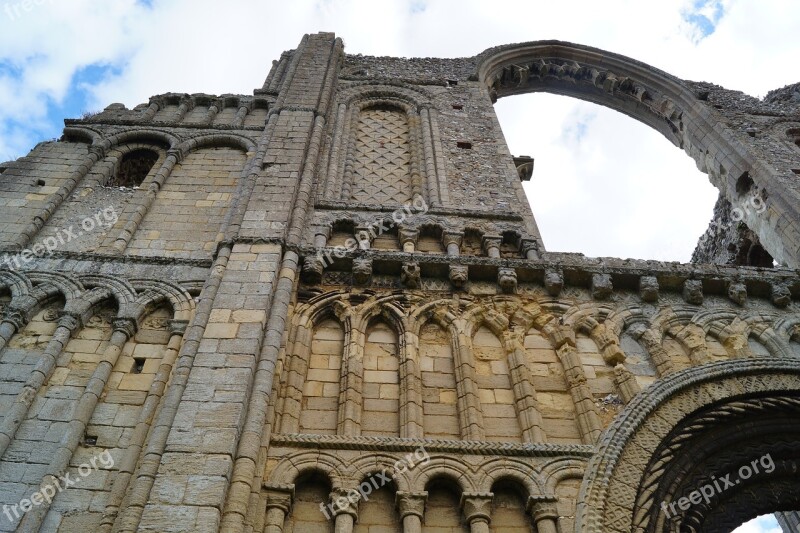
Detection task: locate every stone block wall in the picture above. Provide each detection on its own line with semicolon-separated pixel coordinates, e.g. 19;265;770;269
0;32;798;533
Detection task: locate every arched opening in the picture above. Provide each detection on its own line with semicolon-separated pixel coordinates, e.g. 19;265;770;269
353;475;401;532
423;477;468;532
284;471;334;532
642;393;800;532
495;93;718;262
110;149;159;188
579;362;800;533
489;479;532;532
361;319;400;437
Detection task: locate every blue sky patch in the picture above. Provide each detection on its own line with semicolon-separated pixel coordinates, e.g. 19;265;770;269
683;0;725;41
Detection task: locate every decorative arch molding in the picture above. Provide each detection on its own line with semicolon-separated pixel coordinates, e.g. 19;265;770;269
475;40;800;268
322;83;450;207
577;357;800;532
173;132;258;157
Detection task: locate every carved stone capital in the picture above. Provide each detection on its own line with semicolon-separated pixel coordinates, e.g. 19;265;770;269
168;319;190;336
442;231;464;251
301;256;326;284
56;312;82;332
481;235;502;257
520;238;540;259
544;269;563;296
355;225;374;249
639;276;659;302
329;487;359;519
399;227;419;250
527;495;558;522
449;265;468;288
402;262;421;289
352;257;373;285
395;491;427;519
263;483;295;514
498;267;517;294
112;317;139;339
2;306;28;331
460;491;493;524
683;279;703;305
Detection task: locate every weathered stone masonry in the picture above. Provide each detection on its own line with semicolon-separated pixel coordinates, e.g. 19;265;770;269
0;33;799;532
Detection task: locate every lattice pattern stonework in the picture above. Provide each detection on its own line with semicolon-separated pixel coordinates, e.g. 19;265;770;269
351;107;413;204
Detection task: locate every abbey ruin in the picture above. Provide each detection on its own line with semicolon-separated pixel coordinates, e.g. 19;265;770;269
0;33;799;532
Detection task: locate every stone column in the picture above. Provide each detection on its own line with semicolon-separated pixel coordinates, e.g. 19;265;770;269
232;102;252;129
453;326;486;440
0;312;82;458
482;236;502;258
443;231;463;257
206;101;221;125
461;492;493;533
396;491;427;533
18;317;138;533
520;238;540;260
313;226;331;248
262;483;294;533
140;101;159;121
108;148;181;253
527;496;559;533
0;306;28;356
99;320;189;532
175;99;192;122
400;227;419;253
329;488;359;533
503;333;546;443
355;224;374;250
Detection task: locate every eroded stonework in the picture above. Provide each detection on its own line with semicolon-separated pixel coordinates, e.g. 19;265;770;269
0;33;799;533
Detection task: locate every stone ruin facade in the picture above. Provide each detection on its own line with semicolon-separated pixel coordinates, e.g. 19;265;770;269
0;32;799;533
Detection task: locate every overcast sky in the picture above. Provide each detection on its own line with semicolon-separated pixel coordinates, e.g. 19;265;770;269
0;1;795;530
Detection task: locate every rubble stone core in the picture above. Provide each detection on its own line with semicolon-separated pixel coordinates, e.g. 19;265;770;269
0;33;799;533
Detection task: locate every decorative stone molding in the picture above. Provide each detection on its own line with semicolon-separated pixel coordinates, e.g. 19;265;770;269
639;276;659;303
449;265;468;288
544;269;563;296
591;273;613;300
112;317;139;339
460;491;494;524
481;236;502;258
262;483;295;514
395;491;428;519
352;257;373;285
2;306;28;331
772;281;792;308
301;256;325;284
683;279;704;305
442;231;464;256
269;433;594;457
497;267;517;294
402;261;421;288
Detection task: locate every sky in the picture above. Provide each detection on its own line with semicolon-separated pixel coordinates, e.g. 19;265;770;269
0;1;796;530
0;0;798;265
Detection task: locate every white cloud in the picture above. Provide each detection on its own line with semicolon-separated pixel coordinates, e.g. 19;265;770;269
0;0;797;261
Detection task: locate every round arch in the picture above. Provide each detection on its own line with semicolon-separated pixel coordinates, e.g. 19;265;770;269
475;40;800;268
577;357;800;532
